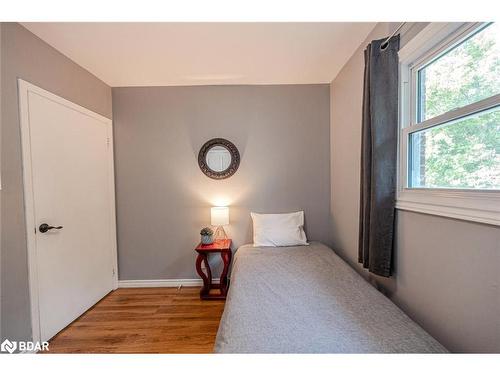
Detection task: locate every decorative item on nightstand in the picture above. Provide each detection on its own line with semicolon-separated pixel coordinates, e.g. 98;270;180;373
211;206;229;240
200;227;214;245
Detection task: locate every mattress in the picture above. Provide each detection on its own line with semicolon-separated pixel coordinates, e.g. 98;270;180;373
214;242;447;353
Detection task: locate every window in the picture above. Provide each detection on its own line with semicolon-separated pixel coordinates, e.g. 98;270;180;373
398;22;500;225
417;24;500;122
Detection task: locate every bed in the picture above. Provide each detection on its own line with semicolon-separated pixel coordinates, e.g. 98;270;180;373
214;242;447;353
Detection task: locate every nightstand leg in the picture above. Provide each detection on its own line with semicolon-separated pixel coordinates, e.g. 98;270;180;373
220;251;232;297
195;253;211;298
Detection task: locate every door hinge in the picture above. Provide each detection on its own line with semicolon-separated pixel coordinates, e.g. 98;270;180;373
106;137;111;147
112;268;116;276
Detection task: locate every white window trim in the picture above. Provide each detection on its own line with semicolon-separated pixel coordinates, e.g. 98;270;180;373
397;22;500;226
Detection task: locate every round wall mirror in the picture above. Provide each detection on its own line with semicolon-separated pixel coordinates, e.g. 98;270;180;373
198;138;240;179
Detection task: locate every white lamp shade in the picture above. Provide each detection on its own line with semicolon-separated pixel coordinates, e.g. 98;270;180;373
211;206;229;226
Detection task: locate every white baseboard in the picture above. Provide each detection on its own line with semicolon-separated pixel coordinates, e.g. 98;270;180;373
117;278;220;288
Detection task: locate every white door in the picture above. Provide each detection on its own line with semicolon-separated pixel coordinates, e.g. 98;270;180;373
18;80;117;343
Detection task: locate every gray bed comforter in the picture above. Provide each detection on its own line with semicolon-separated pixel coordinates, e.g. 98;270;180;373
214;242;447;353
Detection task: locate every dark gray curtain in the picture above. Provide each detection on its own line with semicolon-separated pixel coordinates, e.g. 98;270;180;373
358;35;400;277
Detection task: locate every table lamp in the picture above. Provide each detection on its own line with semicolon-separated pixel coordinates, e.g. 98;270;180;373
211;206;229;240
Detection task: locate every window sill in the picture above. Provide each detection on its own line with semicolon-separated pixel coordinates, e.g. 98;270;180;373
396;189;500;226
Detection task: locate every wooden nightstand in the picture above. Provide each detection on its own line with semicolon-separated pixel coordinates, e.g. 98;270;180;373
195;239;232;300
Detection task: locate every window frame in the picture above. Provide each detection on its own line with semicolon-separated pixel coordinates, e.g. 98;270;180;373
397;22;500;226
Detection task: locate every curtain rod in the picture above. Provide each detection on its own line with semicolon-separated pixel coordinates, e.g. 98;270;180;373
380;22;406;51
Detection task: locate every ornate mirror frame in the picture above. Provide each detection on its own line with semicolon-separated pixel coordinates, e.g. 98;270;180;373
198;138;240;180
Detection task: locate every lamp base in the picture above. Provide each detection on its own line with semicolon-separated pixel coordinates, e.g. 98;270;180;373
214;226;228;240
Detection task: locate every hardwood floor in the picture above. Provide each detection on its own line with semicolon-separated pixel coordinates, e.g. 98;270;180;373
45;287;225;353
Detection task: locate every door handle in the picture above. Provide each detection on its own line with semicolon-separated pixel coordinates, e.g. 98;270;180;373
39;223;63;233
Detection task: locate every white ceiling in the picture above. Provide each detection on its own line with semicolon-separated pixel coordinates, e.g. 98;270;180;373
22;22;375;87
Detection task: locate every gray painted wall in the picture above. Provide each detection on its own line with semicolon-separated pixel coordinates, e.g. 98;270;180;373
112;85;331;280
0;23;112;341
330;22;500;353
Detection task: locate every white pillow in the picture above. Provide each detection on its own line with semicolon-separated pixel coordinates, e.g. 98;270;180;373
251;211;309;247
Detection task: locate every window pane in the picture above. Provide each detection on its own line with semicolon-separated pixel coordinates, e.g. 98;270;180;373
418;23;500;122
409;107;500;189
